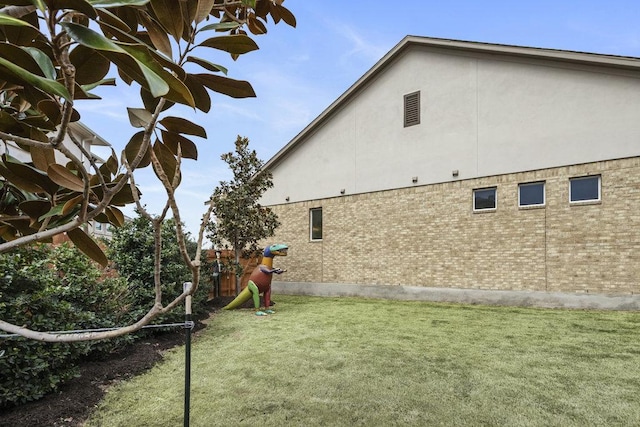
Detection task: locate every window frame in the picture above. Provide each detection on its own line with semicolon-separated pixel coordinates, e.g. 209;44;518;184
518;181;546;208
473;187;497;212
309;207;323;241
569;175;601;204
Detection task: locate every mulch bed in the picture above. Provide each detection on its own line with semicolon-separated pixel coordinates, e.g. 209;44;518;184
0;297;236;427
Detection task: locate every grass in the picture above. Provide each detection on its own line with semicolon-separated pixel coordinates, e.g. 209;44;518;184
86;296;640;426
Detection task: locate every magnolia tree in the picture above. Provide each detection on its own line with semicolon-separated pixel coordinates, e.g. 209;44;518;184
0;0;295;342
207;135;280;294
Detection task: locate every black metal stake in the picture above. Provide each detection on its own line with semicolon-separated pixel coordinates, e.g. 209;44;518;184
183;282;193;427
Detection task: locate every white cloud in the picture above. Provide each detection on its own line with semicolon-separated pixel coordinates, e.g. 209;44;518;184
332;22;388;65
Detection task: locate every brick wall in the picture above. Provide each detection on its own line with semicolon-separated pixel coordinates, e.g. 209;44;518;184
265;157;640;295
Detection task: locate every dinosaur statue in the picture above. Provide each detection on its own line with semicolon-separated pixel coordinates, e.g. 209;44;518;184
223;244;288;316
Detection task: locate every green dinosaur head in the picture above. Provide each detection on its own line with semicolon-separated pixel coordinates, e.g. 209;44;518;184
264;244;288;258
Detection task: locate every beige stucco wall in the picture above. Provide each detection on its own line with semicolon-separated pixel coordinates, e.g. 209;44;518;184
261;47;640;207
265;156;640;295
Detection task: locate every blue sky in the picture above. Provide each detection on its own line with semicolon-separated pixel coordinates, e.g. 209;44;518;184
77;0;640;239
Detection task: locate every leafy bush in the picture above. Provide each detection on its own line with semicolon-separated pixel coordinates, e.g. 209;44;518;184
0;216;211;408
0;244;131;408
107;215;211;324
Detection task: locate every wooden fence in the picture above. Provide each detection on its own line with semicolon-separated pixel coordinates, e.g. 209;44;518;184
206;249;260;299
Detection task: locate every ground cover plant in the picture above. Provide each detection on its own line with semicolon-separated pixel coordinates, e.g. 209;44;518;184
87;296;640;426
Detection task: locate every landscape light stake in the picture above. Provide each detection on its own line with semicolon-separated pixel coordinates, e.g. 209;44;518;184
183;282;194;427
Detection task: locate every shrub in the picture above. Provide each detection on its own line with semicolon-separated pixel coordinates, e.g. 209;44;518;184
0;244;131;408
107;215;211;324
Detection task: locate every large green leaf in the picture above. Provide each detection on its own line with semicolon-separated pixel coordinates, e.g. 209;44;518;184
23;46;56;80
186;56;227;74
95;8;133;33
69;44;111;85
0;12;39;30
61;22;170;98
105;205;125;226
0;43;47;76
275;3;297;27
194;0;215;24
150;0;183;42
38;202;65;221
140;86;174;113
192;73;256;98
199;21;240;32
27;124;49;143
117;45;174;100
47;0;98;19
127;107;152;128
0;110;24;134
102;150;119;175
152;140;177;185
120;44;193;105
159;116;206;137
247;13;267;35
19;199;51;221
94;17;186;81
179;0;197;25
138;10;172;57
48;164;85;192
88;0;150;6
0;57;71;100
81;77;116;93
67;227;108;267
108;181;139;205
30;145;56;172
198;34;259;55
60;21;132;52
62;194;84;215
161;130;198;160
36;99;68;127
124;131;151;169
183;73;211;113
1;155;57;195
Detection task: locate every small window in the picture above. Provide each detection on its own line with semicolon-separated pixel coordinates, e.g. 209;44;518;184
473;187;497;211
95;223;102;231
519;182;545;207
570;175;600;203
310;208;322;241
404;91;420;127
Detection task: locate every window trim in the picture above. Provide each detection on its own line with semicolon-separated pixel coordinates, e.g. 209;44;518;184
473;187;497;212
309;207;322;241
403;91;420;127
569;175;601;204
518;181;546;208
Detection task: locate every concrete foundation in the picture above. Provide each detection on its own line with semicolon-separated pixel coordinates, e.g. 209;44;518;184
272;281;640;311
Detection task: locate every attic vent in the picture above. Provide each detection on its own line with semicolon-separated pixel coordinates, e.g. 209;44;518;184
404;91;420;127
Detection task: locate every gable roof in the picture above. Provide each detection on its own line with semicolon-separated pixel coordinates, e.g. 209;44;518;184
263;35;640;171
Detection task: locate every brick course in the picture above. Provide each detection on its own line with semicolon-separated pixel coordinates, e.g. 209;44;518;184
265;157;640;295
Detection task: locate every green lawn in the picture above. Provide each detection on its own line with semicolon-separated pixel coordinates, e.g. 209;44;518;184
87;296;640;426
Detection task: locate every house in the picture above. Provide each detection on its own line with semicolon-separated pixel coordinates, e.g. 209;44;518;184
1;120;117;240
258;36;640;304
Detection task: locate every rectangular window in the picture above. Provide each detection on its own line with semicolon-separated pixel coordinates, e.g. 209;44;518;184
473;187;497;211
310;208;322;241
404;91;420;127
519;181;545;207
570;175;601;203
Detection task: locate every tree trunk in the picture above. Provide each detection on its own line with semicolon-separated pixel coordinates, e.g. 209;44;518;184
235;249;241;295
